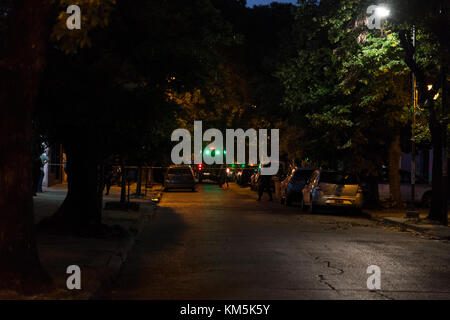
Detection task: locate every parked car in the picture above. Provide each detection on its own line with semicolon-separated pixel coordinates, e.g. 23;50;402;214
378;169;432;207
280;168;315;206
164;165;196;191
195;164;222;184
302;170;363;213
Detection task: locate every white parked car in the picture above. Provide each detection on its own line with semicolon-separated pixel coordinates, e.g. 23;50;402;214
378;170;432;207
302;170;364;213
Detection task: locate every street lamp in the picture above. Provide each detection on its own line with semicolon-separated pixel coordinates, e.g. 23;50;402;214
367;5;418;217
408;25;419;218
375;6;390;18
366;4;390;30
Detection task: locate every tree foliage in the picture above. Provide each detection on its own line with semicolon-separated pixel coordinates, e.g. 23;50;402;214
36;0;236;231
279;0;411;173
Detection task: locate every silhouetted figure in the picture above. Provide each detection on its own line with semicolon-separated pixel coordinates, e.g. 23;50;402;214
258;174;273;201
104;165;113;196
219;168;229;189
38;153;48;192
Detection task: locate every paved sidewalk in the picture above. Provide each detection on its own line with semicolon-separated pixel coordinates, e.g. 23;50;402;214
0;184;155;300
366;208;450;239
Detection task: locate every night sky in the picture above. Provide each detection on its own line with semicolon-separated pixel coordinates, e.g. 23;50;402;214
246;0;298;7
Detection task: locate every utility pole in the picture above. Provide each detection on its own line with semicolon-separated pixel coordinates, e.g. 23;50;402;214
407;25;419;218
441;65;448;225
441;0;448;225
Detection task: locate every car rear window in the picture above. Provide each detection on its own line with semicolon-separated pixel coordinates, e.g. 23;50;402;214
168;168;192;175
320;172;358;185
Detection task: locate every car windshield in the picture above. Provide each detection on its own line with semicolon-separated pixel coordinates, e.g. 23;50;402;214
168;168;191;175
320;172;358;185
292;170;313;183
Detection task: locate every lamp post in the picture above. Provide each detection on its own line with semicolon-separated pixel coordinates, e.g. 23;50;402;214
442;64;448;225
367;5;418;217
407;25;419;218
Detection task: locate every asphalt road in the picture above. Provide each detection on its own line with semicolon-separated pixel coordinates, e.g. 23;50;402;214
102;183;450;300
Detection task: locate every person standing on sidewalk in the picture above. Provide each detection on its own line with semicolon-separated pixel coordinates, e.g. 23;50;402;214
219;167;229;190
38;152;48;193
258;173;273;201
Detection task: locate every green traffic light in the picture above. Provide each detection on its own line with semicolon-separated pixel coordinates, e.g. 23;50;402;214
203;148;225;157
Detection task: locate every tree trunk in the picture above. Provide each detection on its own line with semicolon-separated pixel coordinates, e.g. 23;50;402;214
0;0;52;294
39;143;103;233
135;165;142;197
97;163;106;223
428;106;444;222
441;65;448;226
388;135;403;208
120;165;127;203
365;174;380;209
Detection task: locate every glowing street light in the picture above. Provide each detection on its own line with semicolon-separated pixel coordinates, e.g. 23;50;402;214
375;6;390;18
366;4;390;30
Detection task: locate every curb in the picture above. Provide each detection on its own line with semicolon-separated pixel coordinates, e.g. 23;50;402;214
89;203;153;299
382;217;427;233
381;217;450;240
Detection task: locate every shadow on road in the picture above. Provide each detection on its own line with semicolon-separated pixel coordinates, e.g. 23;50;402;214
101;206;189;299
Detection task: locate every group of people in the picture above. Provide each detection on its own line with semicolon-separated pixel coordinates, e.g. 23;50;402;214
104;165;122;196
217;166;273;201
